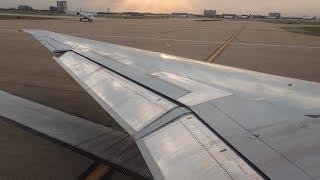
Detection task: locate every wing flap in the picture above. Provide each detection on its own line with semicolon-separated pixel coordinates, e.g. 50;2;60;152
137;115;262;180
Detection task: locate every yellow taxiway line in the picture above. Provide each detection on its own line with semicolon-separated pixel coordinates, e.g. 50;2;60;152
207;24;247;63
85;164;111;180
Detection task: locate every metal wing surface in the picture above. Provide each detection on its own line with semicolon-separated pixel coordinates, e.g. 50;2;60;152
22;29;320;180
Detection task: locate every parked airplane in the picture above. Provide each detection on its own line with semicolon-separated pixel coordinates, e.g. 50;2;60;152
239;14;252;19
268;16;280;19
302;16;317;20
224;15;234;19
18;29;320;180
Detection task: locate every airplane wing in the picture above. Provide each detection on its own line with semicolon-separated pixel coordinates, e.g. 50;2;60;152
18;29;320;180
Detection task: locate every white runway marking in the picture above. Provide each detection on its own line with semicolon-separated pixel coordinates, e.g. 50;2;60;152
80;33;320;49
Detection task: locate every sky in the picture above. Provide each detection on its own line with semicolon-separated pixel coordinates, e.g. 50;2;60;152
1;0;319;16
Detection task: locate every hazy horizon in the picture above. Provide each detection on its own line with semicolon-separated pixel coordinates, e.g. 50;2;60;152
0;0;319;16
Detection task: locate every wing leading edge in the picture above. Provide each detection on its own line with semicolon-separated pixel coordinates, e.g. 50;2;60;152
23;29;320;180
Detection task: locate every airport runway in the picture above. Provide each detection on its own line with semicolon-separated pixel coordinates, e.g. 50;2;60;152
0;18;319;179
1;18;319;81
